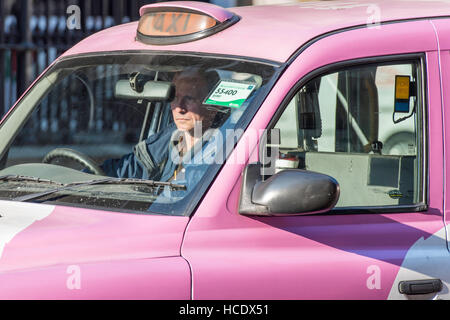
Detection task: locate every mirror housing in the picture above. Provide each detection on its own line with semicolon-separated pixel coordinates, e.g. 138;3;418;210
115;80;175;102
239;163;340;216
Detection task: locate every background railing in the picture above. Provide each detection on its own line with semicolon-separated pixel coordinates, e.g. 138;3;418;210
0;0;218;118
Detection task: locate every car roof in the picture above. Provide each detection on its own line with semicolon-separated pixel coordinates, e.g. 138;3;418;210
61;0;450;64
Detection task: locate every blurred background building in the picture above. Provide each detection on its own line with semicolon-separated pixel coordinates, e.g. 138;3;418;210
0;0;316;118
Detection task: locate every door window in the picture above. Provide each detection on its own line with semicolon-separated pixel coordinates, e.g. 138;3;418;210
273;60;424;208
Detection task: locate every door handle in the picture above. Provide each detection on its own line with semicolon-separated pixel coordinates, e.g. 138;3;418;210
398;279;442;295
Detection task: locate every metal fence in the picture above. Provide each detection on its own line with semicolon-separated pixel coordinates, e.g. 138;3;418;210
0;0;213;118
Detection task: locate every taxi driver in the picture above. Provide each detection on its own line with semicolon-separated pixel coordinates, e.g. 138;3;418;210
100;67;221;184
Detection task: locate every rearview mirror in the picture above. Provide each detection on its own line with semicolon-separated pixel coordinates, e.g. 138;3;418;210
239;163;340;216
115;80;175;102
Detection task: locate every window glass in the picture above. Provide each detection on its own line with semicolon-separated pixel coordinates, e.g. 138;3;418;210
274;61;422;208
0;53;277;215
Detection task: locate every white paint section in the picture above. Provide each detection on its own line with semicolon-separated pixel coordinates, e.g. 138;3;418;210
0;200;54;259
388;227;450;300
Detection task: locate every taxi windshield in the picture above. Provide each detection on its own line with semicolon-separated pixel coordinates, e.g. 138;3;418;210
0;52;278;216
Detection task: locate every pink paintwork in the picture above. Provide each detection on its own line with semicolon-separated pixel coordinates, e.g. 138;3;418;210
0;203;189;272
0;201;190;299
0;257;190;300
139;1;235;22
1;0;450;300
433;19;450;245
60;0;450;63
181;19;447;299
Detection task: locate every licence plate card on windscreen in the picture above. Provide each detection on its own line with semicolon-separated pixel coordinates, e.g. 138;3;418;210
204;80;256;108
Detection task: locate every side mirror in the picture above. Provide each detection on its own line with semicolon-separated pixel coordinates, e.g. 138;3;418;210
239;163;340;216
115;80;175;102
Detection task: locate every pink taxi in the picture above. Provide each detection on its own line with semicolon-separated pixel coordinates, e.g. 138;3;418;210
0;0;449;300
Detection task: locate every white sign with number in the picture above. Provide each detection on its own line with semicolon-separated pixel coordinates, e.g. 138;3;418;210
204;80;256;108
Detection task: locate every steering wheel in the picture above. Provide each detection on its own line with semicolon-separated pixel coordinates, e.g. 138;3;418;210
42;148;106;176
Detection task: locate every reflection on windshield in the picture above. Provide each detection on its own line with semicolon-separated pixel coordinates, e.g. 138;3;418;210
0;53;278;216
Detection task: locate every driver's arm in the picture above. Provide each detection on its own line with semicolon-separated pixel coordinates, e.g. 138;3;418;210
101;150;149;179
100;123;176;179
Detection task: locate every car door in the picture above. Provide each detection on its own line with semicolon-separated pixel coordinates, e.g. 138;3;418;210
0;59;192;299
182;20;449;299
0;200;191;299
432;18;450;259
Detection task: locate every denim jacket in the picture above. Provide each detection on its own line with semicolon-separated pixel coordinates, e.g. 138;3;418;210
101;123;213;192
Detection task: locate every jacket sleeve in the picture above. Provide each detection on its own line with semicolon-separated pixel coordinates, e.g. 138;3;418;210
100;124;176;179
100;140;158;179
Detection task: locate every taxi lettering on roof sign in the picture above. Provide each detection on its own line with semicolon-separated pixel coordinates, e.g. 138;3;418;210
138;12;217;36
136;3;239;44
1;0;450;301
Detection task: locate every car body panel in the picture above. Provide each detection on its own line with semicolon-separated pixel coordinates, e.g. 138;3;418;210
0;257;191;299
433;19;450;251
181;19;448;299
1;0;450;299
433;18;450;51
0;200;190;299
60;0;450;63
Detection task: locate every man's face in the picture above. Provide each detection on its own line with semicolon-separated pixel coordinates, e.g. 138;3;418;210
171;74;215;134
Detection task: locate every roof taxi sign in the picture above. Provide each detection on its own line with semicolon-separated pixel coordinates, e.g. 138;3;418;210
137;2;240;45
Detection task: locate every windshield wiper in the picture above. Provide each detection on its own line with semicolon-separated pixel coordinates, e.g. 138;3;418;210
12;177;186;202
0;174;65;186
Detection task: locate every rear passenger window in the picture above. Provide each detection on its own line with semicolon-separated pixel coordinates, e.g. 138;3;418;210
273;61;424;208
